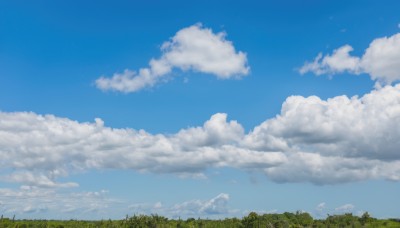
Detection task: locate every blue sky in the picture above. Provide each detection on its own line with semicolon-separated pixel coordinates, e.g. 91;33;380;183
1;0;400;220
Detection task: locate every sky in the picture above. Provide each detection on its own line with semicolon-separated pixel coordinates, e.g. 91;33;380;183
1;0;400;220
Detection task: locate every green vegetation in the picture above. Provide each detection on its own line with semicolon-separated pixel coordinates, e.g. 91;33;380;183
0;212;399;228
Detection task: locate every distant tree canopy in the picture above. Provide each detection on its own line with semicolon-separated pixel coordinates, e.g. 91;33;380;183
0;211;398;228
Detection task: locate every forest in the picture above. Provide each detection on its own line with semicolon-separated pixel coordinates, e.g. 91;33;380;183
0;211;399;228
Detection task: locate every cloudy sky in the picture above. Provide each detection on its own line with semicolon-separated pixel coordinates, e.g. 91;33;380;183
1;0;400;220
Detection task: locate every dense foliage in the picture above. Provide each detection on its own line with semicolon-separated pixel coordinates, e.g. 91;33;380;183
0;212;399;228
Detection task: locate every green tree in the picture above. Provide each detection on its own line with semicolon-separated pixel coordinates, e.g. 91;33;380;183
360;212;372;225
242;212;259;228
295;211;313;227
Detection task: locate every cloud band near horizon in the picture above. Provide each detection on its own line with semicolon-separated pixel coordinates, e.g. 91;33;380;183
2;84;400;188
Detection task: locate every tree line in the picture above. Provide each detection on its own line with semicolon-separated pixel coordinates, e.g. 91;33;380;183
0;211;399;228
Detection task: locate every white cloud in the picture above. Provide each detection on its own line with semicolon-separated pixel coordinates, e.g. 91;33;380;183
245;84;400;184
0;112;284;188
0;187;114;219
314;202;327;218
300;33;400;85
1;86;400;217
167;193;230;218
0;189;235;219
1;85;400;186
245;84;400;161
361;33;400;84
96;69;157;94
96;24;249;93
127;193;232;219
316;202;326;212
4;171;78;188
175;113;244;148
299;45;361;75
199;193;230;215
314;202;359;218
335;204;355;213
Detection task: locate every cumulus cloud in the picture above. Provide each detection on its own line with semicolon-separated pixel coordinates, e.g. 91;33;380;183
2;86;400;187
127;193;231;219
168;193;230;217
0;112;285;188
299;45;361;75
96;24;249;93
300;33;400;85
245;84;400;184
245;84;400;161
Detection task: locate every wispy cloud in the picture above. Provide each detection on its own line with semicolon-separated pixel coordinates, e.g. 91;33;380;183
127;193;232;219
0;186;115;219
335;204;355;213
